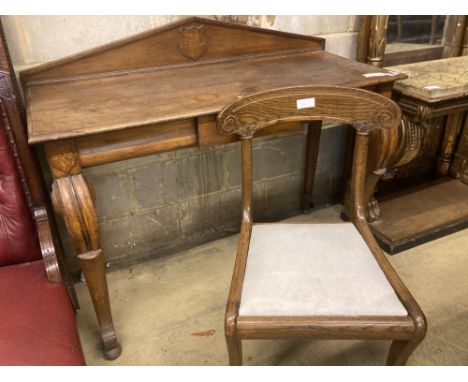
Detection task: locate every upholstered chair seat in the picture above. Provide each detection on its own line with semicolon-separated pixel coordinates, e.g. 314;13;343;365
239;223;407;317
0;260;85;366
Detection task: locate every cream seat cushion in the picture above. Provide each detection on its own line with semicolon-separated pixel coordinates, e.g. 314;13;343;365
239;223;407;317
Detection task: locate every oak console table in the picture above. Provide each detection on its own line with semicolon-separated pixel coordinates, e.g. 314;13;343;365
370;56;468;253
22;17;405;359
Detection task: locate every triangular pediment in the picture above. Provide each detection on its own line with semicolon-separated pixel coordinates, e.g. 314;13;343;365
21;17;324;85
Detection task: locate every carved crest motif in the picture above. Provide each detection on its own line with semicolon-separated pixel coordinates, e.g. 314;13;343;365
218;114;263;138
179;24;208;60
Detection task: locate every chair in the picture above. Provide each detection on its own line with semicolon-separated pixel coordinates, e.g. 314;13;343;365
217;85;426;366
0;69;85;365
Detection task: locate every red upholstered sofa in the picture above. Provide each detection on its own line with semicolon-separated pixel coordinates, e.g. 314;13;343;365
0;70;85;365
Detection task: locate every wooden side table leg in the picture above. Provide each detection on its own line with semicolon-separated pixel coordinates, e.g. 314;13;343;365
78;249;121;360
51;175;122;360
302;120;322;213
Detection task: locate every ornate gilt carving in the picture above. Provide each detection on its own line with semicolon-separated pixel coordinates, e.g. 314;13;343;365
179;23;208;60
367;16;389;67
396;98;433;122
417;105;432;122
393;115;425;167
452;156;468;184
381;115;445;185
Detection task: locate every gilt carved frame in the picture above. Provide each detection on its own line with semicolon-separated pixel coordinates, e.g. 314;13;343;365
356;16;467;68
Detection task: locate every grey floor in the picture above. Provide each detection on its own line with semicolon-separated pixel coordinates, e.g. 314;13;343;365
75;205;468;365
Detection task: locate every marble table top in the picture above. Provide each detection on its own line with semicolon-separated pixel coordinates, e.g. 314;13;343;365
387;55;468;103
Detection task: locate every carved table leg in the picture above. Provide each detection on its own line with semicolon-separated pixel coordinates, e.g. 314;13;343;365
450;114;468;184
78;249;121;360
438;112;464;177
51;174;121;360
303;120;322;213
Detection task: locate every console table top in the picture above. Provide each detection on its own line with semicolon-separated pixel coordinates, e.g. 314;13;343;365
22;17;404;144
388;55;468;103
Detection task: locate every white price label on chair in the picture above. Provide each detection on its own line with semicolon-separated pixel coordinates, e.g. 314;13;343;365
296;97;315;109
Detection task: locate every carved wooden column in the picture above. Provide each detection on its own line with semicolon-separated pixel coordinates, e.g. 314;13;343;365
357;16;388;68
462;21;468;56
45;141;121;360
450;116;468;183
367;16;389;68
437;112;465;176
443;16;467;58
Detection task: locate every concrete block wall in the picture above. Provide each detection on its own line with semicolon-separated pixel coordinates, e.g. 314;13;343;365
80;126;348;264
2;15;359;268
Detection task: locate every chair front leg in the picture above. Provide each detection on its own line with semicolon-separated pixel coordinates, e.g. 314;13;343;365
224;217;252;366
225;330;243;366
387;338;424;366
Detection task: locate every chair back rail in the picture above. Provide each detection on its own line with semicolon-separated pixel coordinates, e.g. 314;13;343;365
217;86;401;224
217;86;401;138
